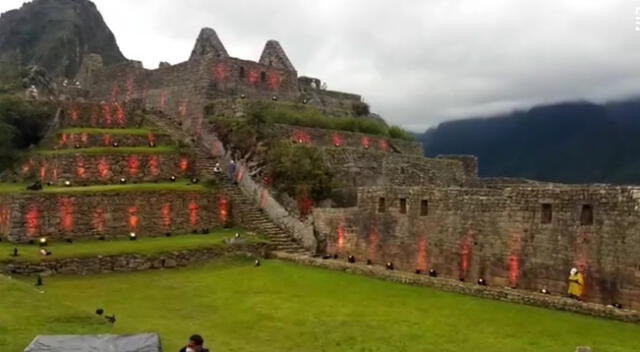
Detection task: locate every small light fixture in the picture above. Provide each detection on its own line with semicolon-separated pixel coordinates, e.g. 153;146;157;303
129;232;137;241
39;248;51;256
64;180;72;187
366;259;372;266
477;278;487;286
302;99;308;104
254;259;261;267
169;175;176;182
39;237;47;247
148;141;156;148
11;247;19;257
415;269;422;274
74;144;81;149
46;181;53;186
347;255;355;263
235;232;240;239
612;303;623;309
191;178;199;184
120;177;127;184
540;288;550;295
385;262;394;270
428;269;438;277
272;96;278;101
112;142;119;148
240;94;246;99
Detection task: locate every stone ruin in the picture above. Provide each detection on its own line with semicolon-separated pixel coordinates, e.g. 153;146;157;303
2;27;639;313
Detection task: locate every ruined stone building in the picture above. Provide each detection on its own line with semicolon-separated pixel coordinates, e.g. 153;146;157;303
2;27;639;311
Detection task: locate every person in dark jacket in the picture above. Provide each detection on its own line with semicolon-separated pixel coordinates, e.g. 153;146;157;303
179;334;210;352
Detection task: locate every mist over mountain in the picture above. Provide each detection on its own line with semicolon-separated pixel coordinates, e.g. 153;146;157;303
0;0;126;78
419;98;640;185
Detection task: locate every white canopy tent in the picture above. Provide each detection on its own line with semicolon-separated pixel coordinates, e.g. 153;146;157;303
23;333;162;352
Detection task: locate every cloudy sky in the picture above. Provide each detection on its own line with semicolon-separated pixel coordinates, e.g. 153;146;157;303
2;0;639;131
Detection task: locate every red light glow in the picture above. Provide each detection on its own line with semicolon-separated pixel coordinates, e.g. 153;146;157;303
128;206;139;230
21;159;34;175
248;69;260;86
128;155;140;176
0;206;10;234
148;155;160;177
179;158;189;173
76;156;87;178
102;104;113;127
267;71;282;90
218;195;229;224
361;136;370;149
379;139;389;152
337;223;345;250
213;63;228;81
115;103;126;126
260;189;269;209
93;208;106;233
161;203;172;230
147;133;156;145
59;133;69;147
39;165;47;182
103;134;112;147
98;157;109;180
188;201;200;227
59;197;74;232
126;77;134;101
178;100;188;119
508;254;520;287
459;235;473;279
416;236;428;272
70;105;79;121
292;130;311;144
25;205;39;237
332;133;343;147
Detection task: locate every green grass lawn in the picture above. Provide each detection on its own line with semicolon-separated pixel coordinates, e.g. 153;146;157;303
0;180;208;194
58;128;167;136
2;259;636;352
33;146;177;156
0;230;255;263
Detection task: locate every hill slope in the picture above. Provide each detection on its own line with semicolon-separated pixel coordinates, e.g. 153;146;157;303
419;99;640;184
0;0;126;78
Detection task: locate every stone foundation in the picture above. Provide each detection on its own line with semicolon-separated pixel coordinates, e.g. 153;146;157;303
2;242;268;276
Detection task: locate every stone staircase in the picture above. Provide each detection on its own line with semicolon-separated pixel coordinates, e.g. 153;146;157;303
219;178;308;255
146;112;308;255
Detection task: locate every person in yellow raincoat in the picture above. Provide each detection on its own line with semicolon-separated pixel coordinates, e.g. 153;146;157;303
568;267;585;299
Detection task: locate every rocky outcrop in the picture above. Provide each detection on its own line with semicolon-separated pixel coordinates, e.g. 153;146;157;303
189;28;229;61
0;0;127;78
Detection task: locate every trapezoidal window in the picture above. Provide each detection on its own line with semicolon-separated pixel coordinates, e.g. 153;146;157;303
261;71;267;82
399;198;407;214
420;200;429;216
581;204;594;226
541;203;552;224
378;197;386;213
239;66;246;79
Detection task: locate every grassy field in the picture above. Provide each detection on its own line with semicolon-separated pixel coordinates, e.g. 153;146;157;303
33;146;177;156
58;128;167;136
0;230;255;263
1;259;636;352
0;180;208;194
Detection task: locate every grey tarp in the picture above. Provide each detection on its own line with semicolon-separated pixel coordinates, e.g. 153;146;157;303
23;333;162;352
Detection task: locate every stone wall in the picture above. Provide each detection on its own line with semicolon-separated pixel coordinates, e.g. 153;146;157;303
19;153;194;185
269;124;423;155
313;185;640;310
321;149;469;188
0;190;230;242
2;243;267;276
43;132;173;149
85;56;299;136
